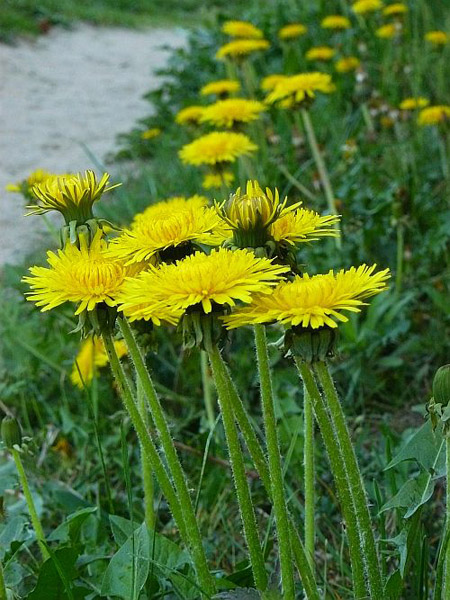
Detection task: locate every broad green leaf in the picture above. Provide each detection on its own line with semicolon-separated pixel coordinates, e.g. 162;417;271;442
27;547;87;600
0;516;28;558
380;471;435;518
109;514;140;546
385;420;443;473
48;507;97;544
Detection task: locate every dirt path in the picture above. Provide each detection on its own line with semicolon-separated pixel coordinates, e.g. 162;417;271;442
0;24;186;266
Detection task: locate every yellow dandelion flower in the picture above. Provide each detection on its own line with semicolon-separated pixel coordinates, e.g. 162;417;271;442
270;209;340;246
261;74;287;92
202;171;235;190
200;98;266;128
7;169;58;195
117;247;289;320
352;0;384;14
23;232;127;315
179;131;258;166
71;336;127;388
417;105;450;126
382;3;408;16
141;127;161;140
425;31;448;45
224;265;390;329
266;72;335;106
306;46;336;61
335;56;361;73
175;106;205;126
200;79;241;97
321;15;351;29
278;23;308;40
133;195;209;227
216;39;270;60
222;20;263;39
399;97;429;110
28;171;120;223
376;23;398;38
108;203;228;264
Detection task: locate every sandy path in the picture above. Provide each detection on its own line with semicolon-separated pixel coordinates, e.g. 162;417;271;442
0;25;186;266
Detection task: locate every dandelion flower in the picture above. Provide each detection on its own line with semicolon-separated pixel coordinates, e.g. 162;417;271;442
270;209;340;246
200;98;266;128
383;3;408;16
335;56;361;73
202;171;235;190
425;31;448;45
141;128;161;140
399;97;429;110
376;23;398;38
306;46;336;61
216;39;270;60
179;131;258;166
71;336;127;388
352;0;384;14
175;106;205;125
261;74;287;92
222;20;263;39
117;247;288;320
7;169;59;195
224;265;390;329
417;105;450;126
278;23;307;40
133;195;209;227
23;232;127;315
321;15;351;29
200;79;240;97
266;72;335;106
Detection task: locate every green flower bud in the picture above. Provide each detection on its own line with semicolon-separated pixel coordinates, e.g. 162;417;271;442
1;416;22;449
433;364;450;406
285;326;337;363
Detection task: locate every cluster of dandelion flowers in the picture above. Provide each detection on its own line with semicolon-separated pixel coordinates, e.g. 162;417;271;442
141;128;161;140
23;232;128;315
71;336;127;389
28;171;120;223
200;99;266;129
203;171;235;190
270;209;340;246
399;97;429;111
335;57;361;73
200;79;240;97
221;20;263;39
224;265;390;330
383;2;408;16
321;15;351;29
278;23;307;40
179;131;258;166
265;72;335;107
352;0;384;14
216;39;270;60
306;46;336;62
425;31;448;45
117;248;289;321
175;106;205;126
108;202;229;265
418;105;450;126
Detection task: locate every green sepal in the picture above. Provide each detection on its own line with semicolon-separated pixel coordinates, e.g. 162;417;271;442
285;326;337;363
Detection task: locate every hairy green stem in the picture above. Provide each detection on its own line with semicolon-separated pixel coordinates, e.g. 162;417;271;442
444;434;450;597
295;359;367;599
200;350;216;432
208;343;268;591
254;324;295;598
303;384;315;571
117;318;215;596
314;361;384;598
0;560;7;600
12;448;50;562
136;378;155;530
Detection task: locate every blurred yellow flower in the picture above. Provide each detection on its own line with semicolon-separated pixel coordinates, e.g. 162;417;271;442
270;209;340;246
71;336;127;388
175;106;205;125
265;72;335;106
321;15;351;29
399;97;429;110
278;23;307;39
424;31;448;45
216;39;270;60
7;169;58;195
202;171;235;189
382;3;408;16
200;79;240;97
376;23;398;38
306;46;336;61
179;131;258;166
335;56;361;73
261;74;287;92
417;105;450;126
352;0;384;14
141;128;161;140
224;265;390;329
222;20;263;39
200;98;266;128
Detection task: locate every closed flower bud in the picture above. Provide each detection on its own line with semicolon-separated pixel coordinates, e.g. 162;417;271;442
1;416;22;449
433;364;450;406
285;326;337;363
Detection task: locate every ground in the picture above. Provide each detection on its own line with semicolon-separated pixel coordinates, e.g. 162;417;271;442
0;24;186;265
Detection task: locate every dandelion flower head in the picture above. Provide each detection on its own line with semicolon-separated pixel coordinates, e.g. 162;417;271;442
270;209;340;246
418;105;450;126
306;46;336;61
399;97;429;111
71;336;127;388
216;39;270;60
425;31;448;45
179;131;258;166
141;128;161;140
335;56;361;73
266;72;335;106
321;15;351;29
200;79;241;97
200;98;266;128
175;106;205;126
222;20;263;39
352;0;384;14
278;23;307;39
383;3;408;16
202;171;235;190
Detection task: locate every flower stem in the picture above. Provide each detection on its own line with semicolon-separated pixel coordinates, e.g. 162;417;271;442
208;343;268;591
0;559;7;600
253;324;295;598
303;384;315;571
294;359;367;599
200;350;216;432
136;377;155;530
313;361;384;599
444;434;450;596
117;318;215;597
11;448;50;562
300;108;341;248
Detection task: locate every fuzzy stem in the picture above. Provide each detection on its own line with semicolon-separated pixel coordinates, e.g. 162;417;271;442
295;359;368;599
303;384;315;571
300;108;341;248
314;361;384;598
12;448;50;561
200;350;216;432
117;318;215;596
444;434;450;596
136;377;155;530
208;343;268;591
0;561;6;600
254;324;295;598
